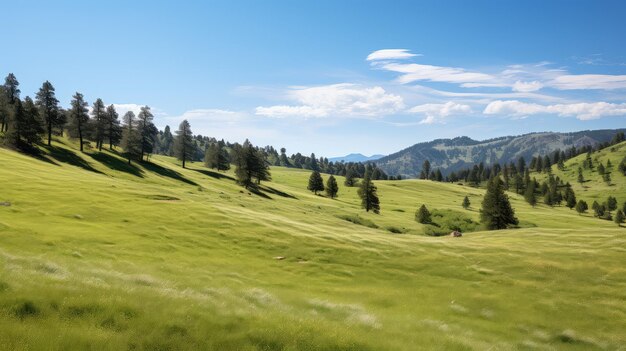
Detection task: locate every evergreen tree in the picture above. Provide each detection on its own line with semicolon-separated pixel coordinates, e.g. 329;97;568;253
597;163;605;175
91;98;107;151
105;105;122;150
279;147;290;167
325;175;338;199
462;196;471;209
422;160;431;180
607;196;618;214
121;111;140;164
344;167;358;187
577;167;584;184
307;171;324;195
415;204;431;224
216;143;230;171
309;153;319;171
615;210;625;226
565;187;577;209
480;177;518;230
173;119;194;168
35;81;62;146
137;106;156;161
603;172;612;185
204;143;219;169
357;171;380;213
575;200;588;214
68;92;89;152
543;192;553;207
524;180;537;207
233;141;271;188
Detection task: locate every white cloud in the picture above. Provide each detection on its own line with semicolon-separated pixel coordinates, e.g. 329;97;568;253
512;80;544;92
483;100;626;120
112;103;144;116
548;74;626;90
379;62;496;85
255;83;404;118
409;101;472;124
366;49;421;61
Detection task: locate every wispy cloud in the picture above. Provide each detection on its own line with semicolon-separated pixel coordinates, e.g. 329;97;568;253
255;83;404;118
483;100;626;120
366;49;421;61
409;101;472;124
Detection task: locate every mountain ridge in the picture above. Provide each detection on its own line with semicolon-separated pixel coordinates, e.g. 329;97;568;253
372;129;626;177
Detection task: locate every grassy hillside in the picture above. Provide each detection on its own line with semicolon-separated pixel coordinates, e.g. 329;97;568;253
532;141;626;205
1;138;625;350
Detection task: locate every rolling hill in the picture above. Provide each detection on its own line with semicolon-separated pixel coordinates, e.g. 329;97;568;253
375;129;626;178
0;137;625;350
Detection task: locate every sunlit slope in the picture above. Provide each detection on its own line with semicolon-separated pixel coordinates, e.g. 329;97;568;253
531;141;626;204
0;138;624;350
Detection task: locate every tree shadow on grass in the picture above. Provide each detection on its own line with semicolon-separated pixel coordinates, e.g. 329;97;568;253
44;146;103;174
193;168;236;181
142;162;198;186
248;187;272;199
260;185;298;199
89;152;144;178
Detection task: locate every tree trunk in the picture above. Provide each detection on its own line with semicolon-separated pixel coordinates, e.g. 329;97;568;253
78;122;83;152
47;119;52;146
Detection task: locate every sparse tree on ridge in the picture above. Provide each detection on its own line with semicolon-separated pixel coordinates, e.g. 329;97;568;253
307;171;324;195
480;177;518;230
68;92;89;152
326;175;338;199
415;204;431;224
577;167;584;184
358;171;380;213
121;111;141;164
91;98;107;151
35;81;62;146
422;160;431;180
137;106;156;161
106;105;122;150
174;119;194;168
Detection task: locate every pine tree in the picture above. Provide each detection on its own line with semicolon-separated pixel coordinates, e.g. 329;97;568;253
565;187;577;209
597;163;605;175
137;106;156;161
344;167;358;187
68;92;89;152
603;172;611;185
524;179;537;207
307;171;324;195
607;196;618;214
216;144;230;171
121;111;141;164
233;141;271;188
480;177;518;230
90;98;107;151
35;81;62;146
204;143;219;169
415;204;431;224
422;160;431;180
577;167;584;184
615;210;625;226
575;200;588;214
173;119;194;168
462;196;471;209
358;171;380;213
105;105;122;150
326;175;338;199
279;147;290;167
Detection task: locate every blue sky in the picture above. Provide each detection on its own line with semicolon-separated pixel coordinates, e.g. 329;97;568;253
3;0;626;157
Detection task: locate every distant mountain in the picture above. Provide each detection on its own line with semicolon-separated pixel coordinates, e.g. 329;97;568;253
329;153;385;163
375;129;626;178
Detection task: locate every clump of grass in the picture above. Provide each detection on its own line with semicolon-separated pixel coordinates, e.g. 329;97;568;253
14;301;40;318
144;194;180;201
336;214;378;229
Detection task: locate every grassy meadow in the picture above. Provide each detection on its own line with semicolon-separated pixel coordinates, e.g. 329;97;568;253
0;138;625;350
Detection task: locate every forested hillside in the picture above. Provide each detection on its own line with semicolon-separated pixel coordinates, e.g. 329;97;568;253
376;130;626;177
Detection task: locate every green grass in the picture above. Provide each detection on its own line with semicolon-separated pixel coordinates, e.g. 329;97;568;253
1;137;625;350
